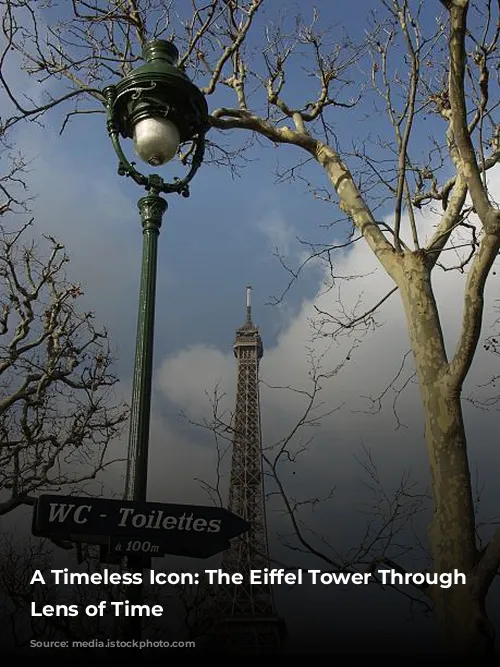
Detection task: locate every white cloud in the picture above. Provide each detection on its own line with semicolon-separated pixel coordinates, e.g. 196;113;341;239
156;174;500;508
157;345;236;423
256;211;295;256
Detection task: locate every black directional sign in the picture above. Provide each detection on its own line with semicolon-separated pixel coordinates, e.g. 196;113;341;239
32;494;249;559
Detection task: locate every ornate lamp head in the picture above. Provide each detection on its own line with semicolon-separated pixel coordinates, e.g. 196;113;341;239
104;40;209;196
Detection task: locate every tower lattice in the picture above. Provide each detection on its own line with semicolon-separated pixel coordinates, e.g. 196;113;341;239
213;286;286;654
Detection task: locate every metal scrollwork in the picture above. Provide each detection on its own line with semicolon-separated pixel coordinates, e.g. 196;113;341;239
103;83;205;197
114;81;158;104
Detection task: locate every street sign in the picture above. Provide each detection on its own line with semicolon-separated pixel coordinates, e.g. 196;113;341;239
32;494;249;559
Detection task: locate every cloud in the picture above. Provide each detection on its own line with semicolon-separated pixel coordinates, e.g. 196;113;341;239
156;175;500;519
151;196;500;647
256;211;296;256
157;345;236;423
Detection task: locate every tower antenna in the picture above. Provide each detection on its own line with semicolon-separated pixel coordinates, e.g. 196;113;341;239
246;284;252;324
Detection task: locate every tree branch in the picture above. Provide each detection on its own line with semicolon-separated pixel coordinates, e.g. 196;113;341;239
448;230;500;388
448;0;495;224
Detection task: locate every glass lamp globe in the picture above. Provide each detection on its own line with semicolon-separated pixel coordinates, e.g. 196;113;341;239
132;117;181;167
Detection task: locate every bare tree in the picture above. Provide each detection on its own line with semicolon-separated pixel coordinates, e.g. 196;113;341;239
0;221;129;515
0;536;107;649
1;0;500;658
0;530;226;655
185;347;432;609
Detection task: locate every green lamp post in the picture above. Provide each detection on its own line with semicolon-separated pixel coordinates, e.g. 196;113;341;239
103;40;208;641
104;40;208;505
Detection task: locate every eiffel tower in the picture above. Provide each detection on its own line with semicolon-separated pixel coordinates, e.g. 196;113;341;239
212;286;286;653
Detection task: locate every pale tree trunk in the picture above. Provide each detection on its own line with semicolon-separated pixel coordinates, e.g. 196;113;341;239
397;252;495;659
307;139;498;658
209;5;500;654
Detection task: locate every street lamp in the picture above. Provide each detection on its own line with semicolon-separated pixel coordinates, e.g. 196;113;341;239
103;39;208;639
104;39;208;504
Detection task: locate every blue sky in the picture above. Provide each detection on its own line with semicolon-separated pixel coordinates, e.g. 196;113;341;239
2;0;500;655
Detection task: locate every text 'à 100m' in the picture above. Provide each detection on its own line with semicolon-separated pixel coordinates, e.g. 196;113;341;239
114;540;161;553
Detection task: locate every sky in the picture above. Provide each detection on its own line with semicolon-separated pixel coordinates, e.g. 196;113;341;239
1;0;500;657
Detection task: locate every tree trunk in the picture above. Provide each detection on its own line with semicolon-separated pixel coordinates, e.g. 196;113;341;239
396;252;496;659
419;381;496;659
